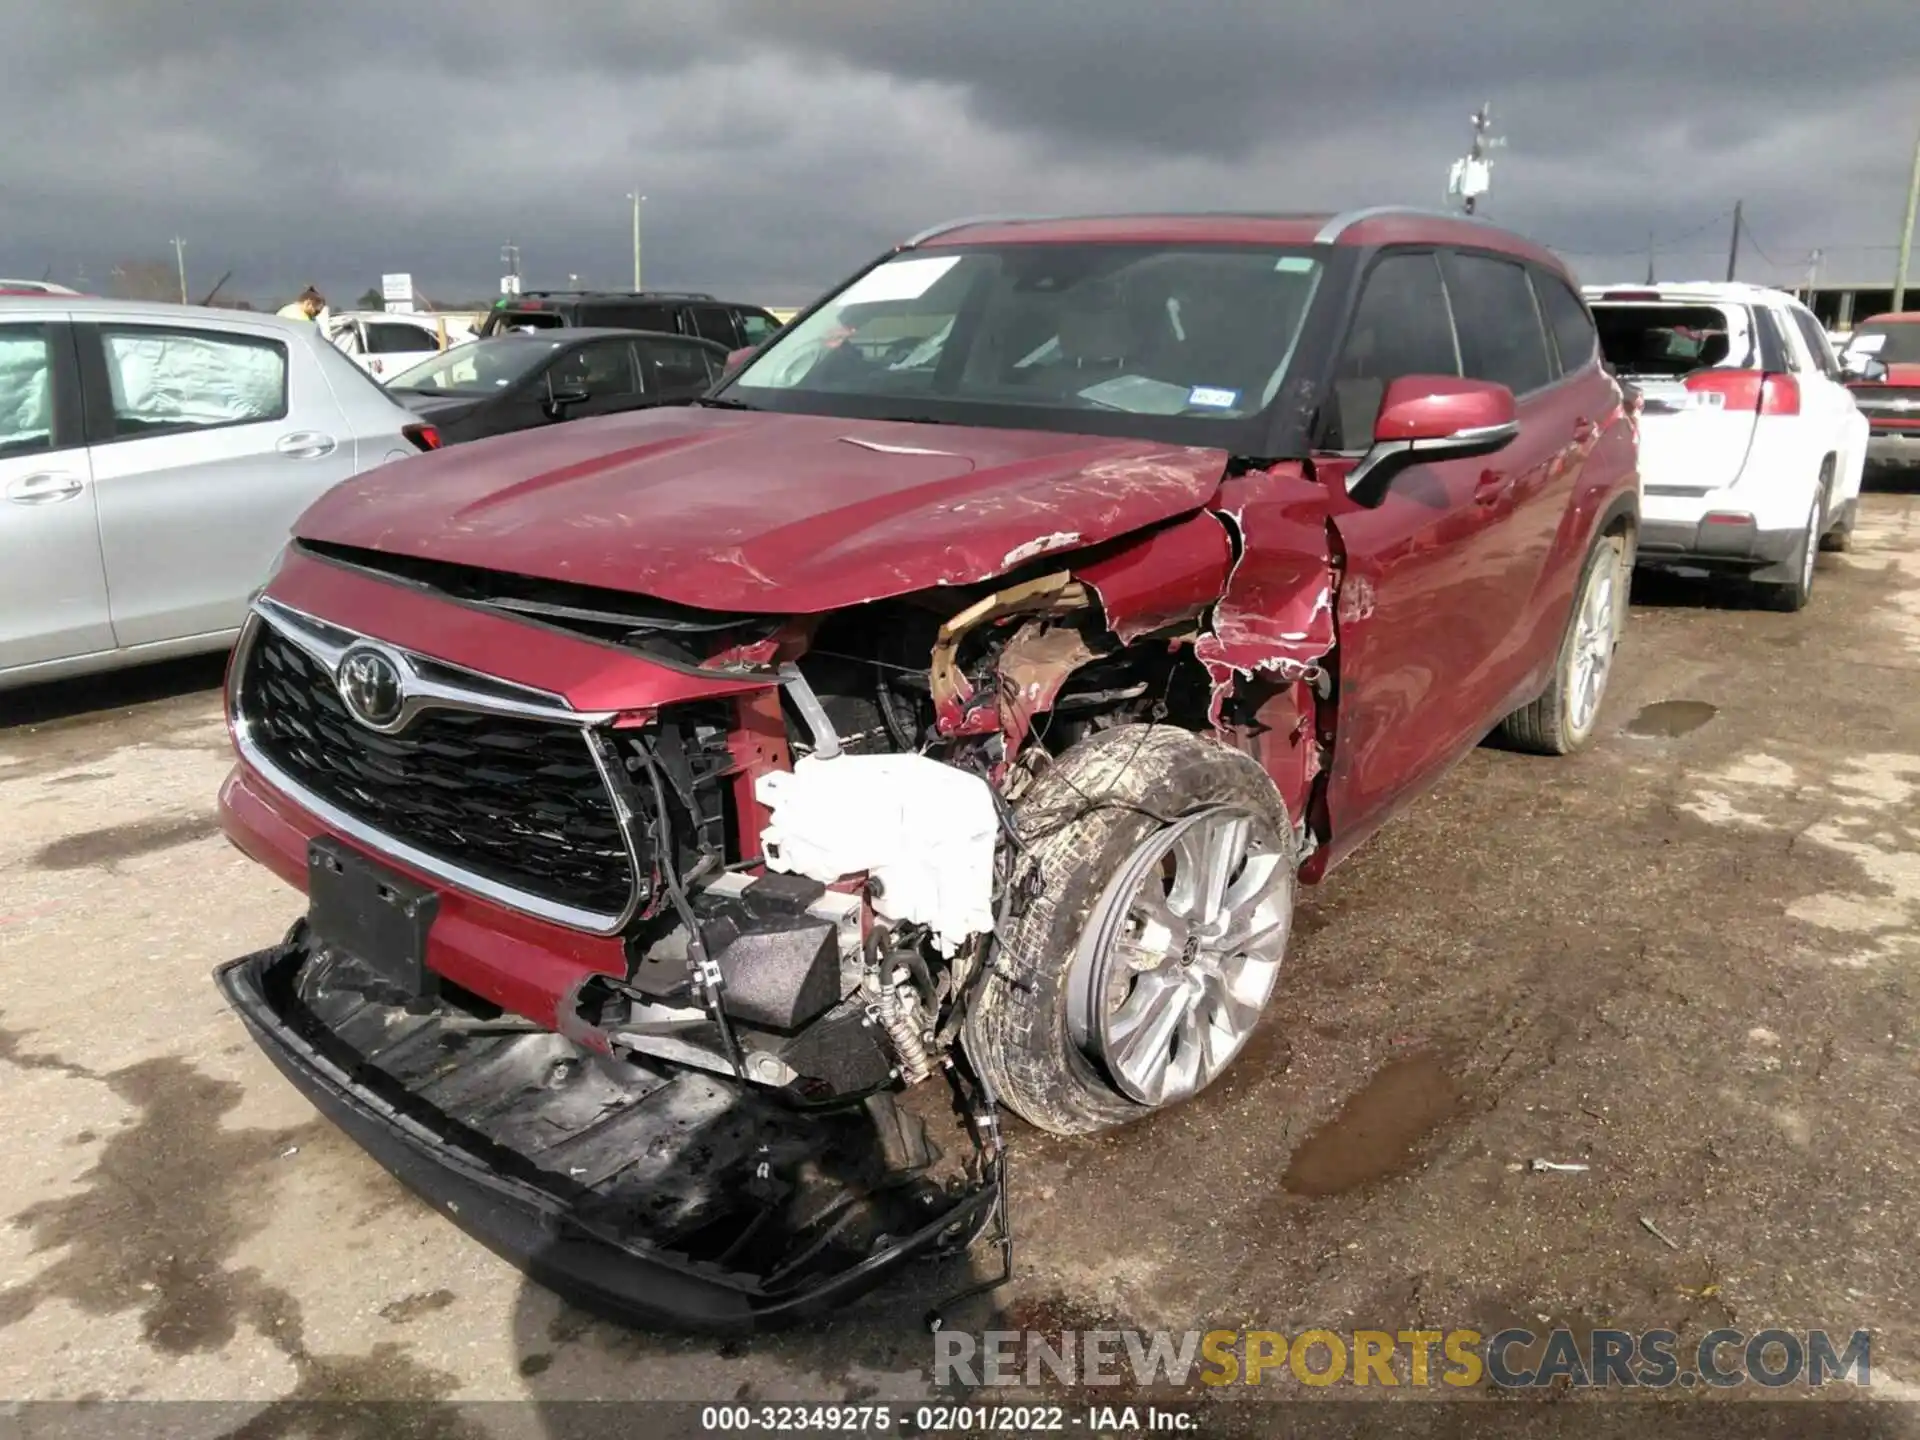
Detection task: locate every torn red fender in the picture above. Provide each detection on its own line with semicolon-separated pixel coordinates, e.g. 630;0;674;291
1074;510;1235;643
1196;466;1338;728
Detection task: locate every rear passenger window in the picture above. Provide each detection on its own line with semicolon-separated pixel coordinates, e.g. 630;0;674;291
643;340;718;392
1443;253;1554;395
1533;274;1597;375
1752;307;1793;372
1322;252;1459;450
98;326;288;439
1786;307;1837;376
0;325;54;457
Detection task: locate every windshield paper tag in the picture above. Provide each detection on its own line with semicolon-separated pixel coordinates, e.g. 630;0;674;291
1188;385;1240;409
838;256;961;306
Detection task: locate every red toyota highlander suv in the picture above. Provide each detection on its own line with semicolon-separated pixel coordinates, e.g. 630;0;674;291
214;208;1639;1330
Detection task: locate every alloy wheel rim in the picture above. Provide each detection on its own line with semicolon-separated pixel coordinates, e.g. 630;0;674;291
1068;807;1292;1107
1567;557;1616;736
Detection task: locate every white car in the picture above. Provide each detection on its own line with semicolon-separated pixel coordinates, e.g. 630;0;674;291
1;297;438;690
0;279;80;295
326;310;473;381
1585;282;1867;611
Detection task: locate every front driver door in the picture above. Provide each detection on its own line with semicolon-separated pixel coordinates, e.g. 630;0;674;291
1313;250;1541;869
541;338;643;422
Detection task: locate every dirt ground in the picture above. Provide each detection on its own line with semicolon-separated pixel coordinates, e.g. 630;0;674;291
3;484;1919;1431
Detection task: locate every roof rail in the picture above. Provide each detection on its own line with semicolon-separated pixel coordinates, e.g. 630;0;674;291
899;214;1066;247
1313;205;1502;244
515;289;717;301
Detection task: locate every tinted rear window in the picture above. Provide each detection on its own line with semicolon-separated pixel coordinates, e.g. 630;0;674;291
1591;304;1752;376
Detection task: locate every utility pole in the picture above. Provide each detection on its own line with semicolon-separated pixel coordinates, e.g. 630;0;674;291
1895;118;1920;312
500;241;521;295
627;192;645;290
1802;248;1823;303
171;236;187;304
1645;230;1656;285
1725;200;1742;283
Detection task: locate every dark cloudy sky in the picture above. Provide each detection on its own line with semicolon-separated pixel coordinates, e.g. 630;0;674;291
3;1;1915;308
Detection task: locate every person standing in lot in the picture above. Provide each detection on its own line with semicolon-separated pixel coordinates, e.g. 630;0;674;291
277;286;328;324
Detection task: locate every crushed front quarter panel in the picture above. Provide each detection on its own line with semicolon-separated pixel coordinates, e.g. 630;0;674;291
1196;465;1338;724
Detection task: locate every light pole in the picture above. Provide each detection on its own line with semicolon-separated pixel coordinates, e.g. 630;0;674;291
171;236;187;304
627;192;645;290
1894;117;1920;313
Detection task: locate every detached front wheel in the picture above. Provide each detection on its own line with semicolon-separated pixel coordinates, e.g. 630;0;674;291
967;726;1297;1136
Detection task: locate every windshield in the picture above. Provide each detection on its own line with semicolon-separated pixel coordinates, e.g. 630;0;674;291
724;244;1323;440
387;338;563;395
1846;323;1920;367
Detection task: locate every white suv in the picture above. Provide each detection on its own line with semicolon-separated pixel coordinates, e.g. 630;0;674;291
1585;282;1867;611
326;311;476;381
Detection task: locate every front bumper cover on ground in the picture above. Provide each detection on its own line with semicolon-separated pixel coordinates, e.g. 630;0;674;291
216;938;998;1333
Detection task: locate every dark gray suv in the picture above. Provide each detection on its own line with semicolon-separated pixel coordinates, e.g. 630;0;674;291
476;290;781;349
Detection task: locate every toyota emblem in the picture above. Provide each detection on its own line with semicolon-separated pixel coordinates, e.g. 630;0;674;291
336;646;406;729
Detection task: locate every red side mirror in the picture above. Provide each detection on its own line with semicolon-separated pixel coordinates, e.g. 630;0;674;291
1373;375;1516;444
724;346;755;373
1348;376;1519;508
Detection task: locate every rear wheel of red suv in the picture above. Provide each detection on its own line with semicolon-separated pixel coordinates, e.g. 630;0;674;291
966;725;1296;1136
1498;534;1625;755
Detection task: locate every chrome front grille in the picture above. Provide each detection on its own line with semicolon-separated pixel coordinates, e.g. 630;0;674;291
231;600;641;932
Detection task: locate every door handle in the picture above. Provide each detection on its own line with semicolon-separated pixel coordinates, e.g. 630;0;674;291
276;432;338;460
5;471;84;505
1473;470;1511;506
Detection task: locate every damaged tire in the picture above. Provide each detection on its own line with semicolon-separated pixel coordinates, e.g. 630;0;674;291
966;725;1297;1136
1497;533;1624;755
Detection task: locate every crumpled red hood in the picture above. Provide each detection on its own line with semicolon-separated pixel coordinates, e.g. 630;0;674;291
298;408;1230;612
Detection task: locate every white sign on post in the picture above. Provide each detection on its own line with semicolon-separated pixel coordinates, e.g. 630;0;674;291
500;275;522;296
381;272;415;313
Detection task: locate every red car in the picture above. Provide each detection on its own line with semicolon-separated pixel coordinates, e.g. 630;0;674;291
1842;310;1920;470
215;208;1639;1330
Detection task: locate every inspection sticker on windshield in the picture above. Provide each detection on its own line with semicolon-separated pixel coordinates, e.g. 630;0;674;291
838;255;961;306
1187;385;1240;409
1275;256;1316;272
